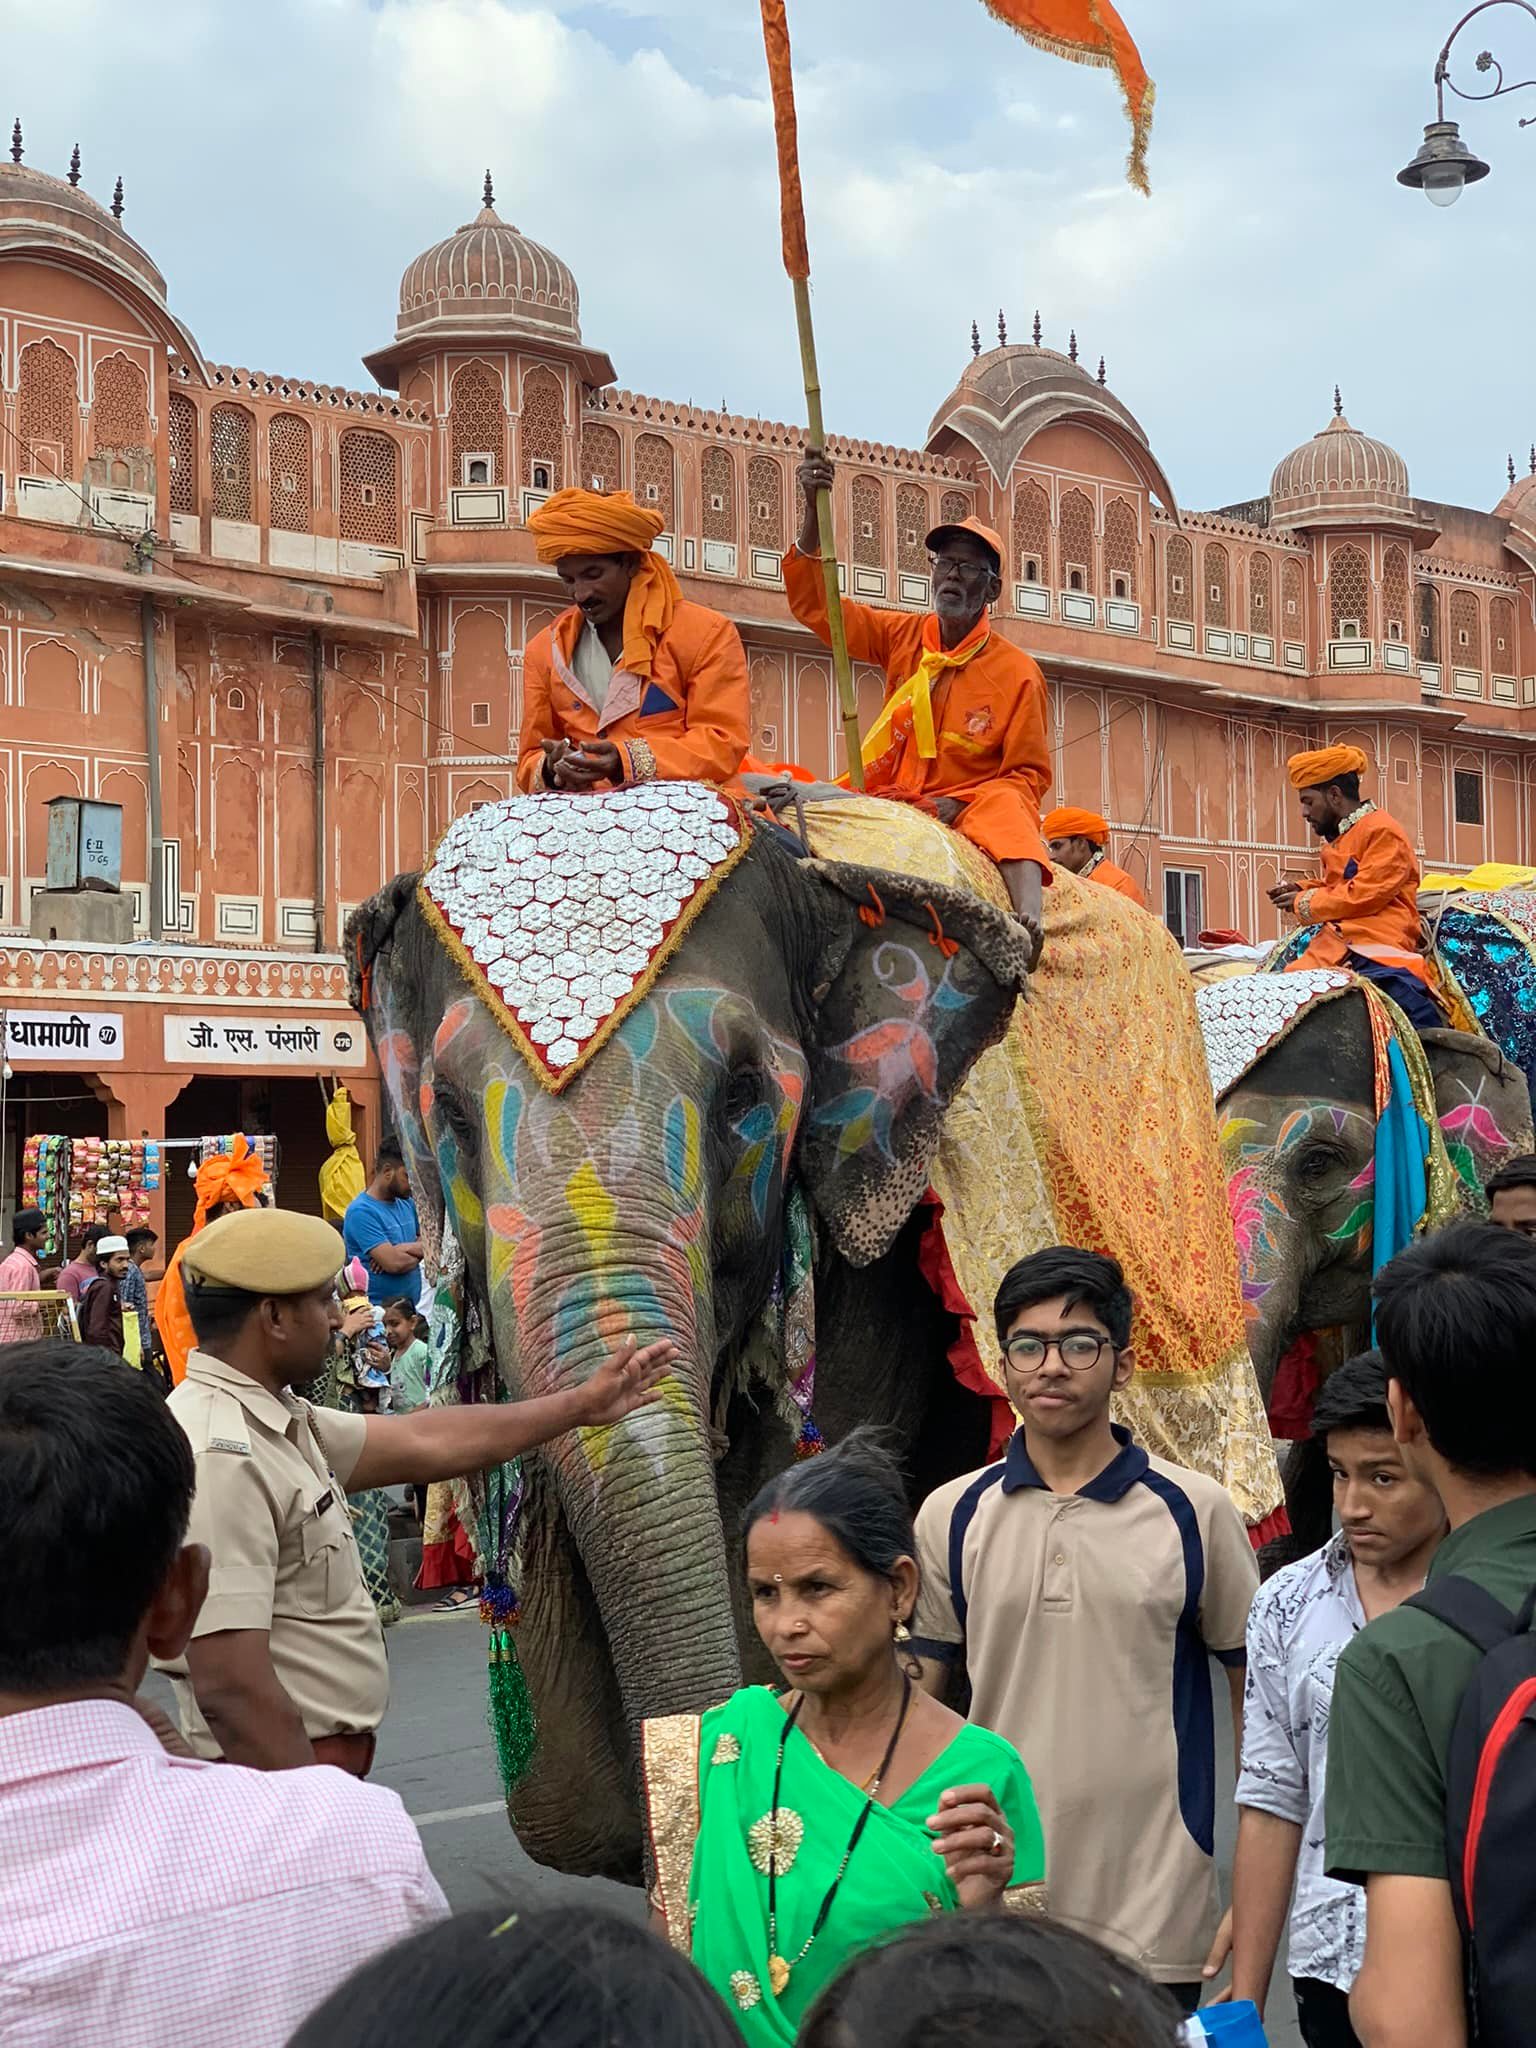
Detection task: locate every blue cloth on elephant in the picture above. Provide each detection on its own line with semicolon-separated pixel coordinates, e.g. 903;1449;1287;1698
1372;1037;1429;1282
1435;899;1536;1123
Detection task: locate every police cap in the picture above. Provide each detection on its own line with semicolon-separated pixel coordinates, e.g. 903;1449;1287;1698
182;1206;345;1296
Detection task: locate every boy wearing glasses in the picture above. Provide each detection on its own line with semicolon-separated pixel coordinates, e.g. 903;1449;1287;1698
788;453;1052;965
912;1246;1259;2017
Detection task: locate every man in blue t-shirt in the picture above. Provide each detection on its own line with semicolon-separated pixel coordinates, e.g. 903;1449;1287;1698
343;1140;424;1308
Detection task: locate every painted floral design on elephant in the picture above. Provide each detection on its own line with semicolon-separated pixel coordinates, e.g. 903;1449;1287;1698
812;941;973;1159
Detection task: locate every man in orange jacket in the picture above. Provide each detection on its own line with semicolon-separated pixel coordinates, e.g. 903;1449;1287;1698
1268;745;1441;1031
517;488;750;793
788;453;1051;961
1042;806;1148;908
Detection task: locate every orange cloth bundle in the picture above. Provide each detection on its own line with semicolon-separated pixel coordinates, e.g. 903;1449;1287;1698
1043;806;1109;844
1287;745;1369;789
154;1136;270;1385
979;0;1155;193
526;488;683;681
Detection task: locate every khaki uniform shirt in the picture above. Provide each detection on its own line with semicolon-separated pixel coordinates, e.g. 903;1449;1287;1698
162;1348;390;1757
913;1426;1258;1982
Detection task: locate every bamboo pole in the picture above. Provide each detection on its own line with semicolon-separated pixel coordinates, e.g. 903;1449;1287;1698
793;282;863;788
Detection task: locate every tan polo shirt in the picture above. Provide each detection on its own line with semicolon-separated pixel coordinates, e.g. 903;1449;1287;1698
913;1426;1258;1982
162;1349;390;1757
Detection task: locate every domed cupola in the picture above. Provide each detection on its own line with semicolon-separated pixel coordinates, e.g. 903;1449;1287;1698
1269;390;1413;530
364;173;614;390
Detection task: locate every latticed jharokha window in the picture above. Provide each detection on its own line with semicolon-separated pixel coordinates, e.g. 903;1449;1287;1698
1103;497;1137;601
1060;489;1095;594
580;422;621;494
1247;551;1272;634
1450;588;1483;669
18;338;78;476
895;482;927;573
210;404;253;521
851;476;883;568
635;433;675;529
168;393;198;513
268;414;313;533
749;455;785;550
1204;542;1230;628
1283;558;1306;641
1165;535;1194;621
91;352;150;452
338;429;400;546
939;489;969;526
1012;478;1050;586
450;362;505;488
1382;546;1410;644
1328;545;1370;640
1490;595;1517;670
1418;582;1440;660
702;446;737;543
520;366;565;490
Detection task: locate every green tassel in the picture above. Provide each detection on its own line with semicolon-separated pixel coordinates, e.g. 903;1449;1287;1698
487;1626;537;1793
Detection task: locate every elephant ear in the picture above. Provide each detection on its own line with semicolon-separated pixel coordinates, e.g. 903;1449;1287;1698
344;872;421;1018
797;860;1029;1266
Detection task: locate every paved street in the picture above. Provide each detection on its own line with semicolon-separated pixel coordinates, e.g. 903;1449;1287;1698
184;1605;1300;2044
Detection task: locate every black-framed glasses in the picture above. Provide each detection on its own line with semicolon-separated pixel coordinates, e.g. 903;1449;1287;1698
928;551;994;578
1003;1331;1113;1375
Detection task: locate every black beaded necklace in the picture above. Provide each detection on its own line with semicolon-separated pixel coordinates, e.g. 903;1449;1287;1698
765;1672;913;1999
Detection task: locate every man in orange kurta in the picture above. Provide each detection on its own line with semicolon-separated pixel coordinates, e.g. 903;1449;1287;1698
153;1135;270;1385
787;453;1052;956
1268;745;1441;1031
1042;806;1148;908
516;488;749;793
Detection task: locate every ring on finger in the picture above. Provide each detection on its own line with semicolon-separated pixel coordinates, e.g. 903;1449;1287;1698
989;1828;1006;1857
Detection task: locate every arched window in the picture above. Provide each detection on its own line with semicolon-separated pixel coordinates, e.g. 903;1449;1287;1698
1059;489;1095;594
338;429;400;545
1165;535;1194;622
1328;544;1370;640
210;404;254;521
1490;594;1517;672
1382;546;1410;645
1247;551;1272;635
520;366;565;489
91;352;150;452
939;489;969;525
1450;588;1483;669
1103;497;1138;601
168;393;198;513
634;433;675;530
749;455;785;550
895;482;926;574
1282;558;1307;642
268;414;313;534
580;421;621;493
1012;479;1050;588
1204;542;1230;628
18;339;78;477
851;476;883;568
1417;581;1440;662
450;362;505;488
701;446;736;543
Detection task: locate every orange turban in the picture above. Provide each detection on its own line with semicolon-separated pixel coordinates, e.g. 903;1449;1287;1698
1042;806;1109;845
526;487;683;680
154;1135;270;1385
1287;745;1369;790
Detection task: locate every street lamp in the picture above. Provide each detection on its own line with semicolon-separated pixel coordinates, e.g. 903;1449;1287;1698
1397;0;1536;204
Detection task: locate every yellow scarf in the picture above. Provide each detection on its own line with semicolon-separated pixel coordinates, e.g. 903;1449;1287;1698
851;615;991;774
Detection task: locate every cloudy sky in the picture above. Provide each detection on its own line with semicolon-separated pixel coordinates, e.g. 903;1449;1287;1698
4;0;1529;512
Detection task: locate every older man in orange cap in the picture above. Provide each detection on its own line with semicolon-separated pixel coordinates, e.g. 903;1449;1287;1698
1268;744;1441;1029
789;452;1051;959
516;487;750;792
1043;806;1147;907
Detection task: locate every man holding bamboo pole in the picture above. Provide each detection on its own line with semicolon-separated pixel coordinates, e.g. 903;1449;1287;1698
786;453;1052;960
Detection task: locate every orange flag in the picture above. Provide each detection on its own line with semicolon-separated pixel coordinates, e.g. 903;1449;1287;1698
981;0;1154;194
759;0;810;279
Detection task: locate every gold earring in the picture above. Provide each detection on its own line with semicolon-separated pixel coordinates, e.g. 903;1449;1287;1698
893;1620;911;1643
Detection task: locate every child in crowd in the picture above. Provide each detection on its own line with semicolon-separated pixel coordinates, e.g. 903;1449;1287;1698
383;1295;432;1529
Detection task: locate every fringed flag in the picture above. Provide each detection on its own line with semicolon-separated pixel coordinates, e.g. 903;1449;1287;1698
980;0;1155;194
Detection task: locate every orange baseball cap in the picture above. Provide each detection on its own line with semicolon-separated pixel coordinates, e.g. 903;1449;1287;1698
924;514;1004;574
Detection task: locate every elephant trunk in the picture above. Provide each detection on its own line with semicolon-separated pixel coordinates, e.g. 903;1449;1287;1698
511;1222;740;1730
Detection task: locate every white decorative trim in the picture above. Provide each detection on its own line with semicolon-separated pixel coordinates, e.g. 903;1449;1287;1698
1196;967;1353;1098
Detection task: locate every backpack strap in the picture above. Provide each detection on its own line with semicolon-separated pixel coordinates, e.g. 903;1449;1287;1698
1406;1574;1522;1654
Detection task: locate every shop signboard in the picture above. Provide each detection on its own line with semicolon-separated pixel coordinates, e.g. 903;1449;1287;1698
4;1008;125;1063
164;1013;367;1069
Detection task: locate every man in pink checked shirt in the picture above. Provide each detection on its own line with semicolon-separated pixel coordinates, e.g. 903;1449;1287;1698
0;1341;448;2048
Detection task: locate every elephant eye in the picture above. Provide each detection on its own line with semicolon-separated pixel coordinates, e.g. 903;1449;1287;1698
1294;1142;1343;1184
434;1080;479;1156
721;1063;766;1125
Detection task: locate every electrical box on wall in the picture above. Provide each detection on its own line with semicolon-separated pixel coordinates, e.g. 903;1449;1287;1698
45;797;124;893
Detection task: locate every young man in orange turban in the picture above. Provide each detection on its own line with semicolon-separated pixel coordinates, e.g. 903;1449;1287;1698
1268;746;1441;1030
517;488;750;793
1042;806;1148;908
788;453;1051;961
153;1135;270;1385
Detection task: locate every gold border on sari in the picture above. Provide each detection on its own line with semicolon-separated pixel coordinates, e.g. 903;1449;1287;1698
1000;1880;1050;1916
641;1711;702;1954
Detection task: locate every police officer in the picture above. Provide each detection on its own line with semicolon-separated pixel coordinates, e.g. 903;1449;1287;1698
161;1207;673;1775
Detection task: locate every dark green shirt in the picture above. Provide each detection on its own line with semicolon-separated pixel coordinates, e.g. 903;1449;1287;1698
1326;1493;1536;1885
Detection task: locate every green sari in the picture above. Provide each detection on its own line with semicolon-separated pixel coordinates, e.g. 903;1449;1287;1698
643;1685;1046;2044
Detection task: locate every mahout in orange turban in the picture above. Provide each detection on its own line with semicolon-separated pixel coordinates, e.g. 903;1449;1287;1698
526;487;683;680
1287;745;1369;790
1042;806;1109;845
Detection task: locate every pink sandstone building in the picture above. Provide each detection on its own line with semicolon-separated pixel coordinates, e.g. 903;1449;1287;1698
2;138;1534;1236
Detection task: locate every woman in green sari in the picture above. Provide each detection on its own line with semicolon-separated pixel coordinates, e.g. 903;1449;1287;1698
643;1431;1045;2044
